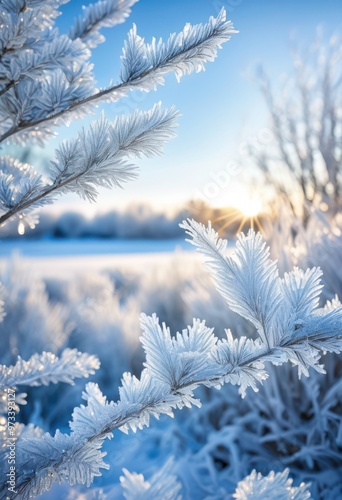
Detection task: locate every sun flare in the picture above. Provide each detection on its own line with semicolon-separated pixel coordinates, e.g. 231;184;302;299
238;198;263;218
212;195;267;235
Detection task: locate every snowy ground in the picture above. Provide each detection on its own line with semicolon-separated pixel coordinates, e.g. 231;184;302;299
0;238;198;277
0;237;191;257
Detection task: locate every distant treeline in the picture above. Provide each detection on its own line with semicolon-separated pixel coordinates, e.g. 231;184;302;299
0;204;189;239
0;201;269;239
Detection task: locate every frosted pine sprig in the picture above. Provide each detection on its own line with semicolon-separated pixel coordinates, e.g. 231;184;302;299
0;349;100;391
232;468;311;500
181;219;342;363
0;349;100;413
0;3;236;235
0;103;180;225
120;8;238;85
119;463;311;500
0;9;236;145
120;458;182;500
69;0;139;48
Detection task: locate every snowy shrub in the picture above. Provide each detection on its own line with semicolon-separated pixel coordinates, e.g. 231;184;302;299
66;271;142;399
267;205;342;300
0;256;70;363
250;32;342;217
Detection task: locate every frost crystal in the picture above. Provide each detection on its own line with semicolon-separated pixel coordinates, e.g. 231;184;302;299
233;469;311;500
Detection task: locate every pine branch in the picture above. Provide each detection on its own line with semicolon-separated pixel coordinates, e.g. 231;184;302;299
180;219;283;347
0;222;340;498
120;458;182;500
0;1;68;61
6;226;342;497
233;468;311;500
0;103;179;225
0;9;236;145
69;0;139;48
0;35;92;98
0;349;100;390
120;8;237;84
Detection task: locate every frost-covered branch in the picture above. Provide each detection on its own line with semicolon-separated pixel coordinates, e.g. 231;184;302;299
0;3;236;236
120;461;311;499
0;8;236;144
69;0;139;48
181;219;341;365
0;349;100;391
120;8;237;85
120;458;182;500
0;349;99;414
0;1;68;61
233;468;311;500
0;103;179;226
6;226;342;498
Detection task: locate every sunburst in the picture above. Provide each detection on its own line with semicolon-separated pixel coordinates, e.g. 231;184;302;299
213;198;266;235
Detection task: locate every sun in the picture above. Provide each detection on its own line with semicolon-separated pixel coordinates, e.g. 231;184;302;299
239;198;263;218
213;195;266;235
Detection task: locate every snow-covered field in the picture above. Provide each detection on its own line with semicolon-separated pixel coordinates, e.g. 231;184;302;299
0;237;191;257
0;238;196;276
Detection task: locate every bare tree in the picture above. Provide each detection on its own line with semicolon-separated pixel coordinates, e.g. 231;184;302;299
251;32;342;219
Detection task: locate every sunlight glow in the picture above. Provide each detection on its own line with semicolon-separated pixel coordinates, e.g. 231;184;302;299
237;197;263;218
212;194;267;235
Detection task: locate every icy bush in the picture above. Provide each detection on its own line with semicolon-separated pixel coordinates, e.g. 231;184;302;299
267;205;342;299
0;256;70;364
250;33;342;216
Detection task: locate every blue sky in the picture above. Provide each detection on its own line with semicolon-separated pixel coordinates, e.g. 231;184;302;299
49;0;342;214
